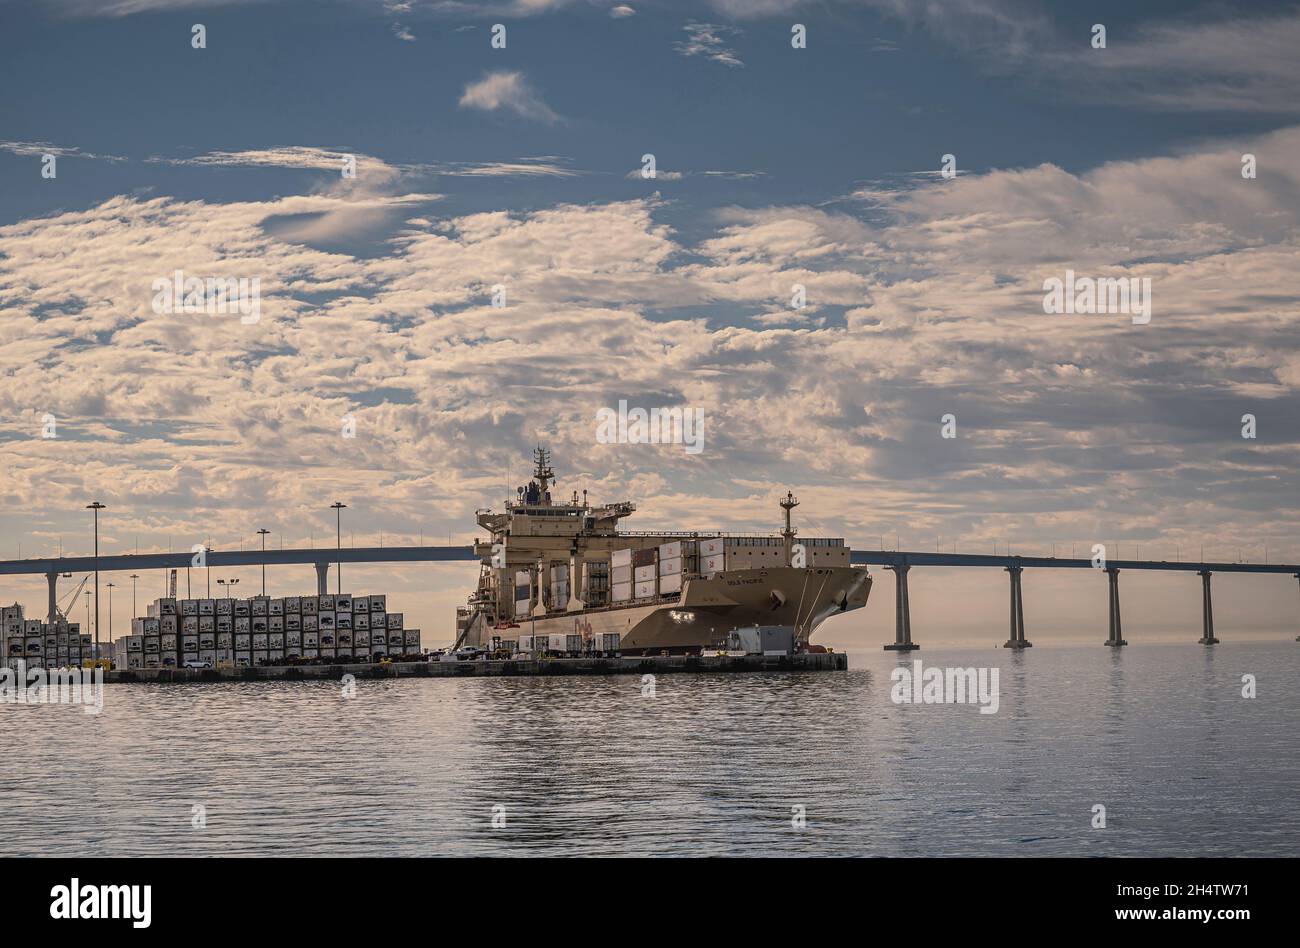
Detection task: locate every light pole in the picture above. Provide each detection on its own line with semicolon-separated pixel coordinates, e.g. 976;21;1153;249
86;502;106;659
330;503;347;595
218;578;240;599
106;582;115;644
257;528;270;596
129;573;139;618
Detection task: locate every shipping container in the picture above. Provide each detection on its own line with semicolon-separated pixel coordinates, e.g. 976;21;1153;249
199;599;214;616
234;634;250;650
161;615;178;634
658;540;683;560
234;600;250;617
216;616;232;633
199;615;214;632
634;580;656;599
216;598;233;615
601;633;621;653
252;650;269;666
216;632;232;649
252;633;267;649
658;556;682;576
285;614;301;631
336;613;352;630
235;651;251;667
181;599;198;616
354;613;369;631
701;553;725;575
199;649;216;665
269;615;284;632
250;617;268;634
300;597;317;615
369;594;386;612
234;616;250;633
162;634;178;651
387;632;402;646
268;633;285;650
285;596;300;614
403;629;419;645
318;595;335;612
335;596;352;612
318;612;335;629
632;548;656;568
302;647;318;660
387;613;403;630
303;633;319;649
319;633;335;647
198;634;215;650
336;632;351;647
611;581;632;602
252;598;269;617
369;613;385;630
610;548;633;569
159;598;177;616
268;649;284;663
633;564;656;583
611;564;633;585
659;573;682;595
182;635;198;651
370;631;386;647
353;595;369;614
286;632;301;648
269;598;283;616
302;614;318;632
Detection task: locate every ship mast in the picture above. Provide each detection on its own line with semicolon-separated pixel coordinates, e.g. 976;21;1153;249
532;446;555;505
781;491;799;564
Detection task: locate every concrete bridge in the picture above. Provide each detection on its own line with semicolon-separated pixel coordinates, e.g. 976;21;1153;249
2;546;1297;650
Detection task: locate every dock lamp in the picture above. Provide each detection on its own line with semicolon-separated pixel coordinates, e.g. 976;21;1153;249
256;528;270;596
330;503;347;595
86;502;106;658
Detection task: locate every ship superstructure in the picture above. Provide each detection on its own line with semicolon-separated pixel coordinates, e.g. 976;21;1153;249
456;448;872;654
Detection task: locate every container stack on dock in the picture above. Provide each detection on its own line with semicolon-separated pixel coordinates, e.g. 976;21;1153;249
2;602;87;670
130;592;419;668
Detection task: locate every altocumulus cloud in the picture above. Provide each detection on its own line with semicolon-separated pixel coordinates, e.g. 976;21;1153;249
1;129;1299;597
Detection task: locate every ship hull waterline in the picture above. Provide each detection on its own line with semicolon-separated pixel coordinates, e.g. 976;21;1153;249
463;566;872;654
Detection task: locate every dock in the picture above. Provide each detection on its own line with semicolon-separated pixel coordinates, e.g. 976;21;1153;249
102;651;848;683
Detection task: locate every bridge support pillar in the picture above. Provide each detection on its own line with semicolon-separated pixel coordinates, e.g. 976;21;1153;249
1105;567;1127;647
315;563;329;597
883;562;918;651
46;571;58;624
1003;565;1031;648
1197;570;1218;644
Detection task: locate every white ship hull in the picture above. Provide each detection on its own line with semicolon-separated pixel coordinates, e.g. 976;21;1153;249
463;565;871;653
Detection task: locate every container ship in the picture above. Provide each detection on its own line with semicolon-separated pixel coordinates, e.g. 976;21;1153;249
455;449;872;655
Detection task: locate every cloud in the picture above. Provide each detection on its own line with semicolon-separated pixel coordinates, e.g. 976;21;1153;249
458;71;561;124
0;140;127;162
674;22;744;68
4;127;1300;638
609;4;635;17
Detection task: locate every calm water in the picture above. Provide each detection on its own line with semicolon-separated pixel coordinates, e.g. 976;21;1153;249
4;641;1297;857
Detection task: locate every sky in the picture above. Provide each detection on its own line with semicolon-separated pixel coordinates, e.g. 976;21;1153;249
1;0;1299;647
